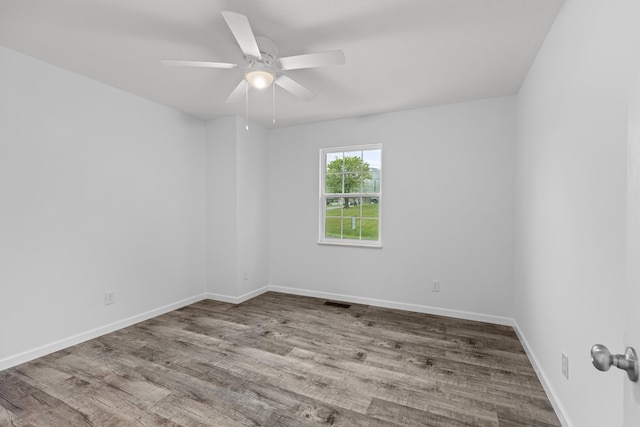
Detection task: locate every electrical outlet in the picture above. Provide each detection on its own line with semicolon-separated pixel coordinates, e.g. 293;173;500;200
105;291;115;305
562;353;569;379
243;270;249;281
432;280;440;292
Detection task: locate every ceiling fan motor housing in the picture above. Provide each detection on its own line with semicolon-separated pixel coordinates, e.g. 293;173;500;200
248;36;278;69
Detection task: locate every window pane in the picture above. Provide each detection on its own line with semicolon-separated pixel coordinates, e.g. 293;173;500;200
343;173;362;193
344;150;362;163
361;219;379;240
361;199;379;218
343;152;364;181
325;199;342;217
363;169;380;193
325;173;343;193
342;217;360;239
363;149;381;193
363;149;381;170
325;217;342;238
326;152;343;173
341;197;360;215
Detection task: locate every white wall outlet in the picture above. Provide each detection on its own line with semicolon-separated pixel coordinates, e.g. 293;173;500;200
562;353;569;379
243;270;249;281
432;280;440;292
105;291;115;305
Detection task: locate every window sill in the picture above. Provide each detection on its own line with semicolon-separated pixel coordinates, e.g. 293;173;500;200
318;240;382;249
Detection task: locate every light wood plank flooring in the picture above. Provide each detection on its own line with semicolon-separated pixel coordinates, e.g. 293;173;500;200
0;292;560;426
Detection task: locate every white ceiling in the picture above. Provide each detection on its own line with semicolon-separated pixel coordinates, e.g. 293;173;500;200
0;0;563;128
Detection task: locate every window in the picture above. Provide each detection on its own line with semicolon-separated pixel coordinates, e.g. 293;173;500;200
319;145;382;247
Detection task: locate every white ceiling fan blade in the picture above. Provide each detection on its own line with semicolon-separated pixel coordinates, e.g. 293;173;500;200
226;80;248;103
275;75;316;101
162;59;238;69
278;50;345;71
221;11;261;59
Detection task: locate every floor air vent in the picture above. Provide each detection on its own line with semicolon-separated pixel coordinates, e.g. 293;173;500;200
324;301;351;309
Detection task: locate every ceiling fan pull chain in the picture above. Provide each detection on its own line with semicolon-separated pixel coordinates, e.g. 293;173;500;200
272;83;276;126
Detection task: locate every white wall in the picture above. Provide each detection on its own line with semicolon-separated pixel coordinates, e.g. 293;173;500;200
268;97;516;321
236;120;269;296
206;117;238;297
0;46;207;368
206;116;269;301
514;0;629;425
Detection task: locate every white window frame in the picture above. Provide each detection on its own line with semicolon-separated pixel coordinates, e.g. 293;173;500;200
319;144;382;248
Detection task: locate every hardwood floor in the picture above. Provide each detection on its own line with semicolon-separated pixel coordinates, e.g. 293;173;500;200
0;292;560;426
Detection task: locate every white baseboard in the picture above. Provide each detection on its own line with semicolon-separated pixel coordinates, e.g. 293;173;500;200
0;293;209;372
268;285;514;326
512;320;571;427
204;285;270;304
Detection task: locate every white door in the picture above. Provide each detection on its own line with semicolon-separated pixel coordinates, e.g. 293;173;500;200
624;17;640;425
624;128;640;424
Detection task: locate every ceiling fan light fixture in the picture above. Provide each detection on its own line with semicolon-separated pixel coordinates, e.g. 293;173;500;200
244;68;275;89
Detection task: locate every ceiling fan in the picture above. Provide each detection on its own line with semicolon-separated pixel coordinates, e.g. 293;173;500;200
163;11;346;103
